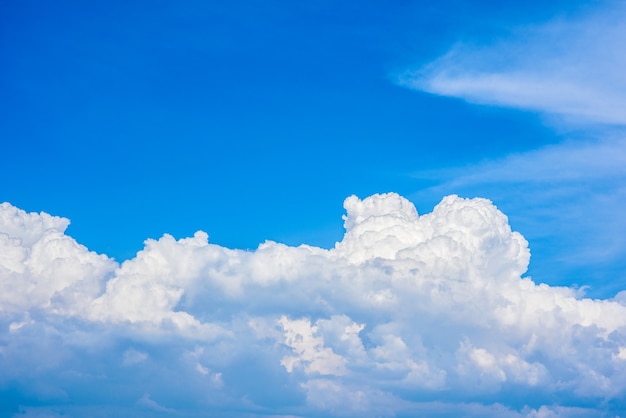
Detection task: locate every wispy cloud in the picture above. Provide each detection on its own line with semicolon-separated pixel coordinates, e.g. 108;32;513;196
398;2;626;125
417;136;626;186
2;196;626;416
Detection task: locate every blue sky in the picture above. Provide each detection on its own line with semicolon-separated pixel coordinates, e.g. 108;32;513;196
2;1;626;417
3;0;623;297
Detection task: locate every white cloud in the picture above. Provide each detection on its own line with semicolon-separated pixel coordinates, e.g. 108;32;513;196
1;195;626;416
122;348;148;366
409;135;626;292
0;203;116;315
397;3;626;125
421;137;626;186
279;315;350;376
396;2;626;295
136;393;175;413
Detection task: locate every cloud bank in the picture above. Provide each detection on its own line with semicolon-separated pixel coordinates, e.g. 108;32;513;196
1;195;626;417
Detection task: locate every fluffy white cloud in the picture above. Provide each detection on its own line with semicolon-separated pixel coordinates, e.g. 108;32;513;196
0;203;116;315
1;194;625;416
409;134;626;297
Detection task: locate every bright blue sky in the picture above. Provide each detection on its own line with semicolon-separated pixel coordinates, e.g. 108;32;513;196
2;1;626;417
5;0;620;293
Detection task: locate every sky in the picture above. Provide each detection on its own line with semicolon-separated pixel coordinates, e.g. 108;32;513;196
1;0;626;417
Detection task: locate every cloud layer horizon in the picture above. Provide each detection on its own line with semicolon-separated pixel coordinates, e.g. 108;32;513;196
2;193;625;417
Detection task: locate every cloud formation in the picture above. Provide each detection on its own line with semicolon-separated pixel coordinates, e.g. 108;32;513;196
397;1;626;297
398;2;626;125
409;133;626;298
1;195;626;416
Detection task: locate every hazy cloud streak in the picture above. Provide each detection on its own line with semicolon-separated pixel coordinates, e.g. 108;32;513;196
398;3;626;125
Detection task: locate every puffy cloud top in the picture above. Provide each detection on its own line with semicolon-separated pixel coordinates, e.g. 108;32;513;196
0;203;115;315
1;195;625;417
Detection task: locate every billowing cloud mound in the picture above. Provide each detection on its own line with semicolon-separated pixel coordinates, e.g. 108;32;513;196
1;195;625;417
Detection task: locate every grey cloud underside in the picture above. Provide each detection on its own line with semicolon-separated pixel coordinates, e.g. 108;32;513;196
1;195;625;417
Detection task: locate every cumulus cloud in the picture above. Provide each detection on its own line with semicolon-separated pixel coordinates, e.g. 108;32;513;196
397;2;626;125
409;134;626;296
1;195;626;416
0;202;116;315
